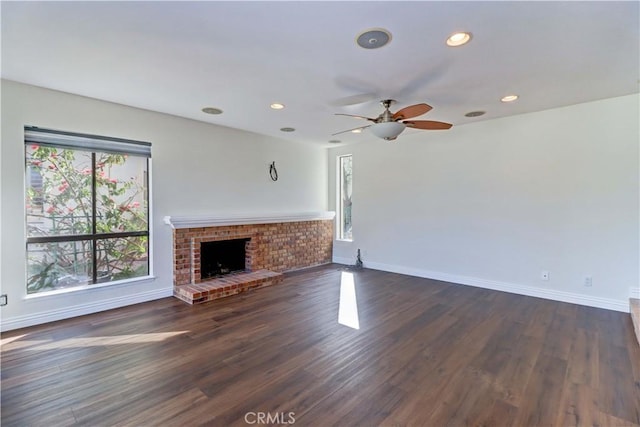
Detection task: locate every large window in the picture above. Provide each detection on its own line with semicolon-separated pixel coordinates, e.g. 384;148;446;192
338;154;352;241
24;127;151;295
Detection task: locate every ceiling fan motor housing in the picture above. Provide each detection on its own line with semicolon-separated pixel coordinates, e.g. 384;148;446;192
378;100;396;123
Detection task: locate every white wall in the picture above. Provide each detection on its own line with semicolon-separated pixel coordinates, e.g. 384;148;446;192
329;94;639;312
1;80;328;330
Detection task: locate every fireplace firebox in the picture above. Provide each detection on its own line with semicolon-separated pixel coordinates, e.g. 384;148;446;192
200;238;250;280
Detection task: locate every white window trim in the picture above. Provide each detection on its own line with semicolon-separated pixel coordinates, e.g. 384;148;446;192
24;127;153;295
23;275;157;300
336;154;353;242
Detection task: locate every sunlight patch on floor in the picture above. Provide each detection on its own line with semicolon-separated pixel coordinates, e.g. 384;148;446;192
1;331;189;351
338;271;360;330
0;334;38;350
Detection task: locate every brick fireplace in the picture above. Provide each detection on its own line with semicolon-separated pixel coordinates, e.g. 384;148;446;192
165;212;335;304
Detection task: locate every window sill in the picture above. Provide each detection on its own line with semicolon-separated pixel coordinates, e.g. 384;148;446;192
335;238;353;243
24;275;156;300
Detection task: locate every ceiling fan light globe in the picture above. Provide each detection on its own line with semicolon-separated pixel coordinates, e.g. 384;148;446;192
370;122;406;140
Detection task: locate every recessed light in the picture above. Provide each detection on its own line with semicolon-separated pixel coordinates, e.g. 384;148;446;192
356;28;392;49
328;140;341;144
351;128;363;134
446;32;472;47
270;103;285;110
501;94;519;103
465;111;486;117
280;127;295;132
202;107;223;115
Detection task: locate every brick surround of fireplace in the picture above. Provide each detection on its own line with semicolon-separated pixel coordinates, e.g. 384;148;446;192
166;212;335;304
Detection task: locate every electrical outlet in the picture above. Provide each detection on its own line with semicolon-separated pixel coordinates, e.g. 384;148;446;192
541;271;549;281
584;276;593;287
0;294;7;306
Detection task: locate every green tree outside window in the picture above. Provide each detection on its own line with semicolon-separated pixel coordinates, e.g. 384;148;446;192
26;143;149;294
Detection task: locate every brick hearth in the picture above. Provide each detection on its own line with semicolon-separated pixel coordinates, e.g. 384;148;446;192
174;270;283;304
166;212;334;305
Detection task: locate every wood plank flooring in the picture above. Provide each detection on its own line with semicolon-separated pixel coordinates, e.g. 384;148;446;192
2;264;639;426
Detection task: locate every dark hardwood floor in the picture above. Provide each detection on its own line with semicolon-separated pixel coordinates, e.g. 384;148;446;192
2;264;639;426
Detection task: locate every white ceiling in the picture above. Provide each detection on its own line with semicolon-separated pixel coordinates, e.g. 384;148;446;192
2;1;638;146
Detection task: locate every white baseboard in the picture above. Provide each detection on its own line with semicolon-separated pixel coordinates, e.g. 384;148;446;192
1;288;174;332
285;261;333;273
363;260;629;313
4;264;632;331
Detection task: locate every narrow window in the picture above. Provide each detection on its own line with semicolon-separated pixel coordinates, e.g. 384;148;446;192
338;154;353;241
24;126;151;294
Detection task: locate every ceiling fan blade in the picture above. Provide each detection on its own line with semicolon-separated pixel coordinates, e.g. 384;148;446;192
330;93;378;107
331;125;371;136
395;61;450;100
335;113;377;122
403;120;453;130
334;75;379;94
392;103;433;120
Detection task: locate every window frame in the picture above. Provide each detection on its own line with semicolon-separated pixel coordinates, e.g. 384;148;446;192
24;126;152;295
337;154;353;241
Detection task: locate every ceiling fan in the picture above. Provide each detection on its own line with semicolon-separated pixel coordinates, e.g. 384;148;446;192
333;99;452;141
